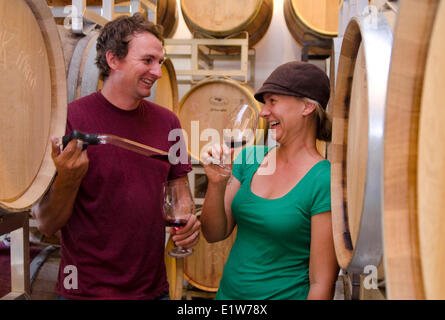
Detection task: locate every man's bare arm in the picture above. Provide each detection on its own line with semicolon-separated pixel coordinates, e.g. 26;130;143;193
33;138;89;237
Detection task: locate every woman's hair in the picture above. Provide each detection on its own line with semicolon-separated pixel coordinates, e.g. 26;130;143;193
303;97;332;142
95;13;164;80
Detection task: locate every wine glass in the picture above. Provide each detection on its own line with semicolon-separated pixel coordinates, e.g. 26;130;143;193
218;103;258;173
162;179;196;258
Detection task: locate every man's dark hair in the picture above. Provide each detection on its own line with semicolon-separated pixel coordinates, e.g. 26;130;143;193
96;13;164;80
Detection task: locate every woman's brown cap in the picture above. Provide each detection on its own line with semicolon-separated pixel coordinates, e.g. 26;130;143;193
254;61;330;109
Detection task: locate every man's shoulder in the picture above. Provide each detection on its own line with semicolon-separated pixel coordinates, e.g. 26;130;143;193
68;92;99;111
142;100;179;122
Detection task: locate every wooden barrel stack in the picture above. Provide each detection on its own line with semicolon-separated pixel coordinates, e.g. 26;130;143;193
3;0;444;302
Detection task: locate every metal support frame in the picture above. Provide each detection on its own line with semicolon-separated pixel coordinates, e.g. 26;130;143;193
342;271;386;300
164;36;254;85
130;0;157;21
0;212;30;300
71;0;109;33
50;0;157;34
301;38;332;62
187;165;207;206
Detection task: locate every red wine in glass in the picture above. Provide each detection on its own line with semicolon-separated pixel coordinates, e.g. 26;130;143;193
224;137;248;149
165;218;188;228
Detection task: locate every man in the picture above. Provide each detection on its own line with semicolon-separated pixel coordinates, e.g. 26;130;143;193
33;14;200;300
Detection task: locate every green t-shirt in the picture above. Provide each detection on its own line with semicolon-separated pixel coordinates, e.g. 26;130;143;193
216;145;331;300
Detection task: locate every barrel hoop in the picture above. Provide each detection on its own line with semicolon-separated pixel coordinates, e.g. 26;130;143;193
331;14;392;272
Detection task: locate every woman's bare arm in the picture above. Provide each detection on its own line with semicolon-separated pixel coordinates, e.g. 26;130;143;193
307;211;339;300
200;172;239;243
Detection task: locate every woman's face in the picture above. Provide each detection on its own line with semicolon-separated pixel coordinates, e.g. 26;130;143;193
260;93;306;144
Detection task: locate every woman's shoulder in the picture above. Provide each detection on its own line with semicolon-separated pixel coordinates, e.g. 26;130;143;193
316;159;331;171
309;160;331;192
312;159;331;179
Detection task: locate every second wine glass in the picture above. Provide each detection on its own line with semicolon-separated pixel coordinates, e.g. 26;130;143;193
162;179;196;258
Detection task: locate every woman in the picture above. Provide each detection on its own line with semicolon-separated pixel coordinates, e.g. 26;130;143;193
200;61;339;300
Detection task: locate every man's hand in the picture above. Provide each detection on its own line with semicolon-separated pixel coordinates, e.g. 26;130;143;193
170;213;201;249
52;137;89;187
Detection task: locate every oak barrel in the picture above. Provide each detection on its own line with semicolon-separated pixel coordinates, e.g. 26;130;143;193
283;0;342;55
180;0;273;53
0;0;67;213
383;0;443;299
416;0;445;300
156;0;178;38
64;29;101;103
330;12;393;273
164;236;181;299
177;78;266;162
163;213;237;294
184;224;237;292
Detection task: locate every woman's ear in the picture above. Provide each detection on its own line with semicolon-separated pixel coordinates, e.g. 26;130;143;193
302;100;317;116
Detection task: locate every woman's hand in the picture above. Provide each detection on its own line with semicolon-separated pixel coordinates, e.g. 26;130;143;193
200;143;233;184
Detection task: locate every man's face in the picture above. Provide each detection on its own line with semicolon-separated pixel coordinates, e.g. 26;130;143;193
112;32;164;100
